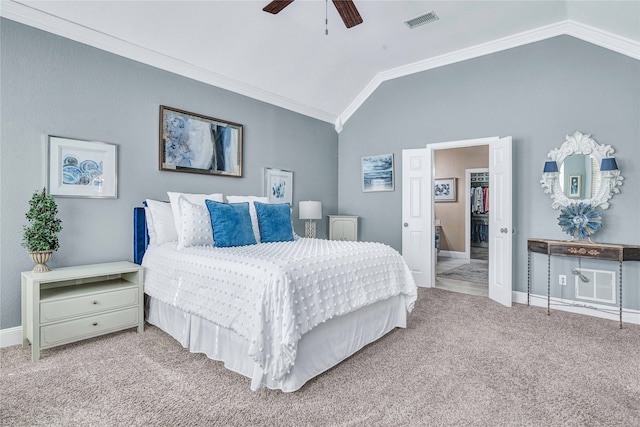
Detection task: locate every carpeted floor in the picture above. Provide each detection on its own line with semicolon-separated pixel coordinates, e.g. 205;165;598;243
437;260;488;284
2;288;639;426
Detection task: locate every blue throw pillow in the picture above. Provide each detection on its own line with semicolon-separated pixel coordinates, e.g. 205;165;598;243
254;202;295;243
205;200;257;247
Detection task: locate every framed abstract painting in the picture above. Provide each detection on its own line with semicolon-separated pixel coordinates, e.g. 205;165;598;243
48;136;118;198
264;168;293;205
159;105;243;177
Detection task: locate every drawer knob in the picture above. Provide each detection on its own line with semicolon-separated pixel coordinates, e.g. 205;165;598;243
92;322;98;326
92;300;98;305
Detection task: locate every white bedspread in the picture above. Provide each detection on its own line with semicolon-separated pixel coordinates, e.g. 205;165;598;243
142;238;417;382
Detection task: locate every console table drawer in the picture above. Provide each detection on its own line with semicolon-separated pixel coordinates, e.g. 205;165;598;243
40;307;139;348
549;244;621;261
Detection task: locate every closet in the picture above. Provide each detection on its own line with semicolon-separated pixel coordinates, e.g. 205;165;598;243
470;171;489;249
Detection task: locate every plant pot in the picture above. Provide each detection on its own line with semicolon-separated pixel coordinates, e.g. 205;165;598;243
29;250;53;273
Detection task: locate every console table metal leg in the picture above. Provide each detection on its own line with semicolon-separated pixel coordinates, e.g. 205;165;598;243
527;252;531;306
547;254;551;316
619;260;623;329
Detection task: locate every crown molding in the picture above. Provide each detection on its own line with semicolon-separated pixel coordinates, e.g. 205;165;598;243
564;20;640;60
0;0;338;125
2;1;637;134
337;20;640;131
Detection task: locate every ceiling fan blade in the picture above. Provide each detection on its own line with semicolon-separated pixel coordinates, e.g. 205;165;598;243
263;0;295;15
332;0;363;28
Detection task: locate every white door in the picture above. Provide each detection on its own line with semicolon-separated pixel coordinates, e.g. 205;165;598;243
401;149;432;287
401;137;512;302
488;137;513;307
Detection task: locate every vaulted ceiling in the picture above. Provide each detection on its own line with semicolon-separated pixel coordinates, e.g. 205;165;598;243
2;1;639;131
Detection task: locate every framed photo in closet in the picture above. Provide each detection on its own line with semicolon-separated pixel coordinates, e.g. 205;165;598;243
434;178;457;202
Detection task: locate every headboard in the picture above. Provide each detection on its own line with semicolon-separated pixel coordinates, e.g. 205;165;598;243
133;207;149;265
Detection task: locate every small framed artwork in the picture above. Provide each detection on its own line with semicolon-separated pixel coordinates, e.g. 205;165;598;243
362;153;394;192
159;105;243;177
48;136;118;198
568;174;582;198
264;168;293;205
434;178;457;202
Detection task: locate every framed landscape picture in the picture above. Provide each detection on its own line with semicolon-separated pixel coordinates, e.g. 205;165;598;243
48;136;118;198
434;178;457;202
159;105;243;177
362;153;394;192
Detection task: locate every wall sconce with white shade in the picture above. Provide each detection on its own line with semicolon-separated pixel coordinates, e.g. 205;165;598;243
299;201;322;238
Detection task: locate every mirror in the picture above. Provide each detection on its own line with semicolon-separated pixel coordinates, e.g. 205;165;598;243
540;131;623;210
558;154;599;199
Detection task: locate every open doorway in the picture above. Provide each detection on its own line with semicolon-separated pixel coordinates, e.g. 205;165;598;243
401;135;512;307
433;148;489;296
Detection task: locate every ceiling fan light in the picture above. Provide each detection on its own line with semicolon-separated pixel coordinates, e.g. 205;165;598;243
405;11;439;29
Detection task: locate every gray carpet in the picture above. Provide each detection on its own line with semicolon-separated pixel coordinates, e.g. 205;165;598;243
438;260;488;284
2;288;639;426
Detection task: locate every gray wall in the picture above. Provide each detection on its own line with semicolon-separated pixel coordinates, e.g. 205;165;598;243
0;19;338;329
338;36;640;309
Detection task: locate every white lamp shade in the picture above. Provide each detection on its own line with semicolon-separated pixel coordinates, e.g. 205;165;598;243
299;201;322;220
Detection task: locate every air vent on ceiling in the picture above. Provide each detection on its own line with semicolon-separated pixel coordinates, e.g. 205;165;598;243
404;11;439;29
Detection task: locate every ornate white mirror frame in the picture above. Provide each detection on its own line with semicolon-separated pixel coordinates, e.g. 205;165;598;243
540;131;624;210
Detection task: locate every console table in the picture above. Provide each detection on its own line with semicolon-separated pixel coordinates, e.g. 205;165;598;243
527;239;640;328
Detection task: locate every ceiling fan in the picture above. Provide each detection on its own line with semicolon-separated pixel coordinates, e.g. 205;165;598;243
263;0;363;29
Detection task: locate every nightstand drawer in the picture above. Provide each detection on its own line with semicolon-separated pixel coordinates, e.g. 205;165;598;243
40;307;139;348
40;287;138;323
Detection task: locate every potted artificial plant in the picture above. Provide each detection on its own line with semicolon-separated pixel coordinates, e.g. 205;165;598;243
22;188;63;272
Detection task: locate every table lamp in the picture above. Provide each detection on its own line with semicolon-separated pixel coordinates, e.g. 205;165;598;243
299;201;322;238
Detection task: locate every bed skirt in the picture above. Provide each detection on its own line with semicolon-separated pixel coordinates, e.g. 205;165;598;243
145;294;408;392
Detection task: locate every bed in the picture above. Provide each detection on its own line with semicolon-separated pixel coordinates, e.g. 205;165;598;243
133;196;417;392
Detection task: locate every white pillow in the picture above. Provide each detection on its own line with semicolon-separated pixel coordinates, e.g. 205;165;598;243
144;207;156;244
226;195;268;243
145;199;177;245
167;191;224;236
176;196;215;250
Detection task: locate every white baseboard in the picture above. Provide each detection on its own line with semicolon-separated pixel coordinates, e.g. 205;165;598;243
0;326;22;348
513;291;640;326
438;250;468;259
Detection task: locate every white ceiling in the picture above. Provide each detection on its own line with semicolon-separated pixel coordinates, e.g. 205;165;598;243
3;1;639;130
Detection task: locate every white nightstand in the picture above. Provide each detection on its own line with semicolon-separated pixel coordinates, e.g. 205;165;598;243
329;215;359;241
21;261;144;361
